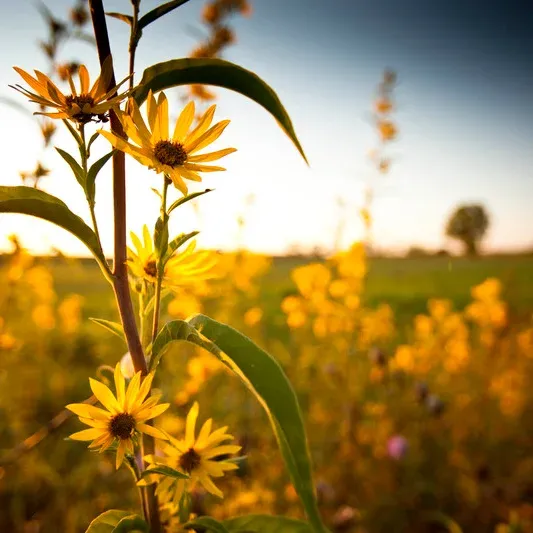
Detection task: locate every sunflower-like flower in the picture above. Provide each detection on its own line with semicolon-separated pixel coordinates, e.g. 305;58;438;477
67;363;169;469
98;91;236;194
128;225;218;289
11;56;130;124
145;402;241;502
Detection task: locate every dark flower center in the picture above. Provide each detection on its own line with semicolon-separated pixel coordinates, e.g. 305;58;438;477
153;140;188;168
144;260;157;278
66;93;95;110
65;94;99;123
179;448;202;473
109;413;136;440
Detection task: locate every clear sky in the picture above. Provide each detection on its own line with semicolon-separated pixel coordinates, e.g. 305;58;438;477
0;0;532;256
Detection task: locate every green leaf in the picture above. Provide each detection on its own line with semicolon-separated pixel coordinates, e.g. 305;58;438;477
86;151;114;204
168;188;213;214
89;318;126;342
85;510;131;533
0;186;105;265
106;12;133;25
56;147;86;188
138;0;191;30
166;231;199;258
140;464;189;481
134;58;307;164
149;319;204;371
185;517;229;533
150;316;326;533
223;515;313;533
112;515;149;533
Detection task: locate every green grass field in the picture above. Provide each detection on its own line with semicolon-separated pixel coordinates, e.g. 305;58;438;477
46;253;533;326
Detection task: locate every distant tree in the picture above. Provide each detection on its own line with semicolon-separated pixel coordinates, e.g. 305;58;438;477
445;204;490;256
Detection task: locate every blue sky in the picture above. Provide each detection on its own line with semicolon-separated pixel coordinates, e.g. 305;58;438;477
0;0;531;255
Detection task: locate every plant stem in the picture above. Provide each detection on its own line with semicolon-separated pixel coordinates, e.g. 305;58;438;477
79;124;103;248
151;178;170;344
88;2;160;531
128;2;140;91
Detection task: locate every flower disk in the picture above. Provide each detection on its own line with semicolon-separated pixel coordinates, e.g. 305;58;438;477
66;363;169;469
98;91;237;194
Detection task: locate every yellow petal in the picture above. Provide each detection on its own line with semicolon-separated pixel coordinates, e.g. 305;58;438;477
187;147;236;163
178;167;202;182
89;378;121;414
203;444;241;459
98;130;154;167
78;65;90;94
168;169;188;194
147;90;158;131
66;403;111;420
78;417;109;428
136;402;170;422
137;423;169;440
184;163;226;173
153;92;169;143
185;120;230;155
196;418;212;447
13;68;50;99
125;371;142;411
137;373;154;403
198;472;223;498
114;363;126;405
69;428;105;441
116;439;127;469
185;402;199;447
173;101;195;142
185;105;216;146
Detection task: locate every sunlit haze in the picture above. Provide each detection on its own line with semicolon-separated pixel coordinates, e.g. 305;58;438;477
0;0;531;256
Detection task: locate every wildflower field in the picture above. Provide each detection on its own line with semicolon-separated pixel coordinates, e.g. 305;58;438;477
2;246;533;532
1;0;531;532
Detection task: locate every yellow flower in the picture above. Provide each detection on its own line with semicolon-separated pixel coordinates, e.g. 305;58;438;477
99;91;236;194
146;402;240;502
128;225;218;288
12;57;130;124
66;364;169;469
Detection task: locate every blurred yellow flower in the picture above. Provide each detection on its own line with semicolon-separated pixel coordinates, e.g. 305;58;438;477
12;57;130;123
67;364;169;469
128;225;218;289
99;91;236;194
32;304;55;330
58;294;84;334
244;306;263;327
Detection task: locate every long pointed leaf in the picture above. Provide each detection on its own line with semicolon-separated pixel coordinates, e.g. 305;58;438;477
168;188;213;214
133;58;308;164
56;147;85;188
150;317;326;533
138;0;191;30
0;186;105;264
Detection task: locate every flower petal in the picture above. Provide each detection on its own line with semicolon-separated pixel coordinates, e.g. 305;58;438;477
137;423;169;440
114;363;126;405
89;378;121;414
185;402;199;447
66;403;111;420
69;428;105;441
173;101;195;142
185;120;230;155
187;147;236;163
